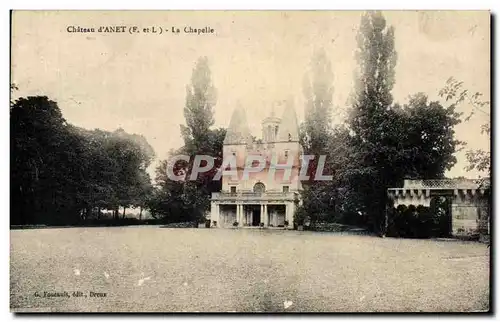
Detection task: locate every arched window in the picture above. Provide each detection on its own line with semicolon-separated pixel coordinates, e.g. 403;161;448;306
253;182;266;193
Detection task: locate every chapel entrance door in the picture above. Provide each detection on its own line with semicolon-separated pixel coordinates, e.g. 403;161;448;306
252;207;261;226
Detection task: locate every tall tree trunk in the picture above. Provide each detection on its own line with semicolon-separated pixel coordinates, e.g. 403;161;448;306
122;206;126;219
139;206;143;221
97;207;101;220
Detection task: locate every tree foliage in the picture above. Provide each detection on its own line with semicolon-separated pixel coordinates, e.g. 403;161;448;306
343;12;463;233
296;48;337;225
301;48;334;158
10;95;155;225
439;77;490;175
148;57;226;223
181;56;217;154
296;12;464;233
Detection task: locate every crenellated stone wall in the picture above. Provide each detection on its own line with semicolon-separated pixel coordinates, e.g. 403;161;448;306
388;179;490;238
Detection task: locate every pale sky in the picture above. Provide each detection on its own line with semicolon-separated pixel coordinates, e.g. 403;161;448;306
11;11;490;179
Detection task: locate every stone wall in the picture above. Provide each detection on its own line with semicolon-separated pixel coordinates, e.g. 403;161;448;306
451;192;489;238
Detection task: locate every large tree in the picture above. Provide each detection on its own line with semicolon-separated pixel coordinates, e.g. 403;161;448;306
181;56;217;156
301;48;334;160
346;11;462;233
350;11;397;140
11;96;76;224
295;49;337;225
150;57;226;223
181;57;225;221
345;11;398;231
392;93;463;179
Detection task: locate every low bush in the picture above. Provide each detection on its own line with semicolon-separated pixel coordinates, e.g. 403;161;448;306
386;204;450;238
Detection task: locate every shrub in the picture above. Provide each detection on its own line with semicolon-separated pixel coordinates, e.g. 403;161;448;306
294;206;307;226
233;221;239;227
387;204;450;238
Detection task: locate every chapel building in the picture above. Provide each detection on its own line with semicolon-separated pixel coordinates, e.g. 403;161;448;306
210;99;303;228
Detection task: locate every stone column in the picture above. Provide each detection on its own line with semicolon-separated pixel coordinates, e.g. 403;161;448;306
286;202;294;227
236;204;240;225
212;203;220;227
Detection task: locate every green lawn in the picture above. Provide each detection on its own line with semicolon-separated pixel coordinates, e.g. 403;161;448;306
10;227;490;312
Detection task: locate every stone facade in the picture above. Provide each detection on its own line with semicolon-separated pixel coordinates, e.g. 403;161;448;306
210;100;302;228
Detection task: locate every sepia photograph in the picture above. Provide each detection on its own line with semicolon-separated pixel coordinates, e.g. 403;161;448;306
9;10;491;313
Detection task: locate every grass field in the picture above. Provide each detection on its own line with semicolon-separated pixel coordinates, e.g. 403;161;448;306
10;227;490;312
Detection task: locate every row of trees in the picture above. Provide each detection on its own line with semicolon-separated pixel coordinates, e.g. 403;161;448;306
11;94;155;225
10;58;223;226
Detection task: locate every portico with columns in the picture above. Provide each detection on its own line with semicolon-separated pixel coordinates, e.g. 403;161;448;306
211;194;296;228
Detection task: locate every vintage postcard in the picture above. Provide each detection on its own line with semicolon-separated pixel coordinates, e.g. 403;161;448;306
10;10;491;313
